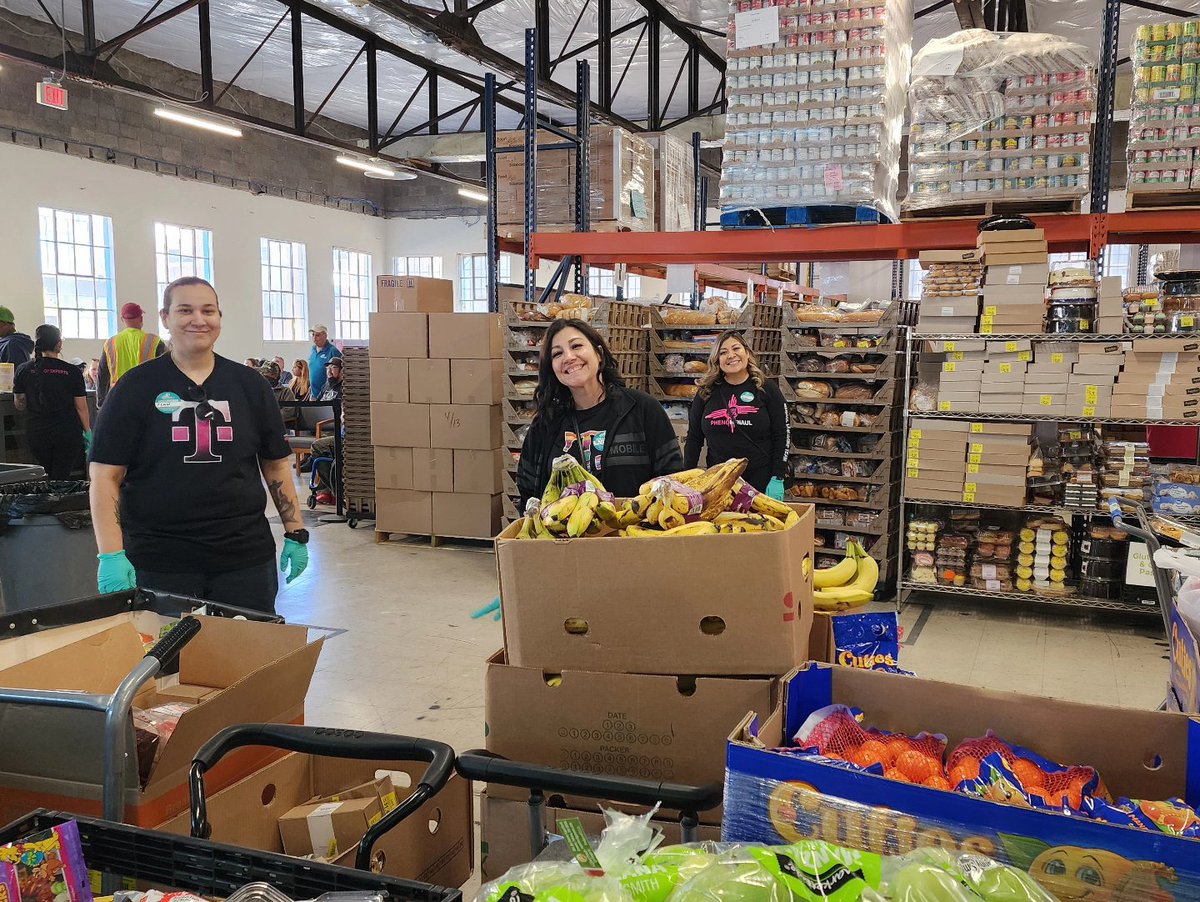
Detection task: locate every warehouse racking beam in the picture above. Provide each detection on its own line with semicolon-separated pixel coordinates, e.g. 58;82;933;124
527;210;1200;267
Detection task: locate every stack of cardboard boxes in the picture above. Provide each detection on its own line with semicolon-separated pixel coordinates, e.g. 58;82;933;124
340;347;375;520
1066;343;1124;418
905;418;1033;505
1099;277;1125;333
977;230;1049;335
1113;339;1200;421
914;250;982;334
479;508;816;879
370;276;506;539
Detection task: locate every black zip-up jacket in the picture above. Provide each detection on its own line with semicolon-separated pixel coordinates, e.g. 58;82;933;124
684;377;789;492
517;384;684;508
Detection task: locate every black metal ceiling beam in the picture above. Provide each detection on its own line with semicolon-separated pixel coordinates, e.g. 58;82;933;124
915;0;953;18
214;8;288;105
94;0;205;57
627;0;725;75
1121;0;1198;16
952;0;985;28
34;0;77;53
363;0;640;130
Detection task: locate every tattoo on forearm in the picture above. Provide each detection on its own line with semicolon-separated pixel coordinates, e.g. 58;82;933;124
114;500;122;528
267;478;299;527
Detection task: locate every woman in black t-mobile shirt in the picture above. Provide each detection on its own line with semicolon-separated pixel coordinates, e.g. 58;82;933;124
684;331;788;495
12;325;91;478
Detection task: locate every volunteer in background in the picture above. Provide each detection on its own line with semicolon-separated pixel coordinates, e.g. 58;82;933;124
291;359;311;400
89;276;310;613
12;325;90;478
97;302;166;405
517;319;682;506
684;331;788;496
308;324;342;399
0;307;33;365
315;356;343;402
274;356;293;387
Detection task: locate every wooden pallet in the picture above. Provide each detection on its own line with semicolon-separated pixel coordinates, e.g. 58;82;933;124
374;531;495;550
901;195;1082;222
1127;188;1200;210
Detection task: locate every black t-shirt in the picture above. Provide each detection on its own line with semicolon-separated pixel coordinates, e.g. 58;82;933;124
90;354;292;573
13;357;85;433
563;396;622;478
684;378;789;491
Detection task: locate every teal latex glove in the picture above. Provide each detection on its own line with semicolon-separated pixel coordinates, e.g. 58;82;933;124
766;477;786;501
83;430;93;454
280;537;309;585
472;597;502;622
97;550;137;593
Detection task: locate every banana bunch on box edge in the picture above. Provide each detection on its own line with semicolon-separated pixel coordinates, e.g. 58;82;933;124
811;539;879;610
516;454;802;539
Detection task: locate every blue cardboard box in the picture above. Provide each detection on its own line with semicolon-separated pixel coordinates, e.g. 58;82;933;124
725;663;1200;895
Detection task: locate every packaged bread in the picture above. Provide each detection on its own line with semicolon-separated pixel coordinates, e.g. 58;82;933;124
834;384;876;400
662;308;717;326
793;308;843;323
794;380;834;399
664;382;699;398
683;360;709;374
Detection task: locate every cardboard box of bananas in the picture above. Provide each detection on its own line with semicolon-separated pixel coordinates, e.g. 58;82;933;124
811;539;880;611
515;454;803;539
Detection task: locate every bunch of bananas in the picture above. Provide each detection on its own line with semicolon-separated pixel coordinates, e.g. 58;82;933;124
812;540;879;610
514;456;803;539
516;455;621;539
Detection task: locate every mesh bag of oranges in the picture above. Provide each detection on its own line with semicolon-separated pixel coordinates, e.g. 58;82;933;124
791;705;952;791
947;732;1106;814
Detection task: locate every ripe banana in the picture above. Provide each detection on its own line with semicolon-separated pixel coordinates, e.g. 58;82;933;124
541;494;579;524
813;585;875;610
659;507;687;530
812;540;879;608
848;539;880;594
626;524;664;538
640;469;702;495
567;492;599;537
661;521;718;536
517;516;534;540
813;553;857;589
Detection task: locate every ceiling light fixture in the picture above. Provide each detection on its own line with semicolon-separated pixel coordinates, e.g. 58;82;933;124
457;187;489;202
153;108;243;137
336;155;402;178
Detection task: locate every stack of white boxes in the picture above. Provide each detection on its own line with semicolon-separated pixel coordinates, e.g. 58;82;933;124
1025;342;1079;415
1113;340;1200;421
1098;276;1125;334
978;340;1031;415
1067;343;1124;417
933;341;985;413
915;250;982;334
978;231;1050;335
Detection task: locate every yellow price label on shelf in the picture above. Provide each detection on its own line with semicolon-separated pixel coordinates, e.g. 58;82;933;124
963;491;976;503
1083;405;1096;417
856;340;873;348
1086;386;1099;403
1019;351;1033;362
970;442;984;453
1052;353;1064;364
970;423;984;433
981;324;994;334
907;467;920;478
911;429;922;440
944;341;957;351
964;482;977;492
1000;363;1013;374
968;463;980;474
943;362;957;372
980;314;995;325
969;452;983;464
1067;430;1083;440
984;305;998;316
950;351;965;361
1040;395;1054;406
833;339;848;348
1185;316;1196;328
1005;341;1019;352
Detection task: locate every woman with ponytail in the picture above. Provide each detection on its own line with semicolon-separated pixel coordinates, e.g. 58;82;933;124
12;324;91;478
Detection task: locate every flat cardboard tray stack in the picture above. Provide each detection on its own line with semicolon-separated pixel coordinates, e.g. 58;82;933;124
341;347;375;520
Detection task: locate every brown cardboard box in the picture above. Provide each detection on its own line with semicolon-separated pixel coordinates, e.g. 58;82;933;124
915;316;977;334
496;505;814;676
370;403;430;448
484;650;776;820
376;275;454;313
454;448;505;495
918;249;981;264
430;404;503;450
0;617;321;827
279;796;383;859
921;298;979;317
376;490;432;534
480;791;720;881
1131;338;1200;353
983;263;1050;286
451;359;504;405
925;339;986;353
369;358;409;404
433;492;501;539
978;228;1046;243
428;313;503;359
412;449;455;493
985;339;1034;353
368;313;428;359
408;359;451;404
373;447;413;490
159;754;471;889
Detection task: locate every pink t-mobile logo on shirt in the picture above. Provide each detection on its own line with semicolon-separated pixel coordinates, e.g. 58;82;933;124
171;400;233;463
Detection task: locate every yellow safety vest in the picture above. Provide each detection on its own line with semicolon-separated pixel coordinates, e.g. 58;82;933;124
103;328;162;385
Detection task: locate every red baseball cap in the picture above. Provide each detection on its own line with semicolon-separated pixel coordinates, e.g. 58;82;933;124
120;302;144;320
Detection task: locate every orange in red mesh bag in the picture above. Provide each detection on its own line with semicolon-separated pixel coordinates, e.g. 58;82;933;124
949;731;1108;813
792;705;949;788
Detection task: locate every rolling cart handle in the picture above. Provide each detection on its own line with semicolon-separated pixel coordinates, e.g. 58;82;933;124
144;614;203;667
188;723;456;872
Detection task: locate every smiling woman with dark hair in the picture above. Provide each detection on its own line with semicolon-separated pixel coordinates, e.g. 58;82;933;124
516;318;682;507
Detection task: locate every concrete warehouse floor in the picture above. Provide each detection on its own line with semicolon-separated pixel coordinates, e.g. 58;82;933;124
271;499;1172;893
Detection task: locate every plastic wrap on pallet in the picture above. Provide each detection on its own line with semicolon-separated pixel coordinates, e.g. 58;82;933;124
495;126;655;234
1127;21;1200;196
719;0;913;222
648;133;697;232
904;30;1095;212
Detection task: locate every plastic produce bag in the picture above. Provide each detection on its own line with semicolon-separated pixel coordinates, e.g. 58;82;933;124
882;848;1056;901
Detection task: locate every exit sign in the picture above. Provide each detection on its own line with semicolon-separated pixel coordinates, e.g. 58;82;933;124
36;80;68;110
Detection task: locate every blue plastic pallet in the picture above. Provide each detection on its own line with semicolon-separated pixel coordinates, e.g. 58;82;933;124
720;204;892;229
